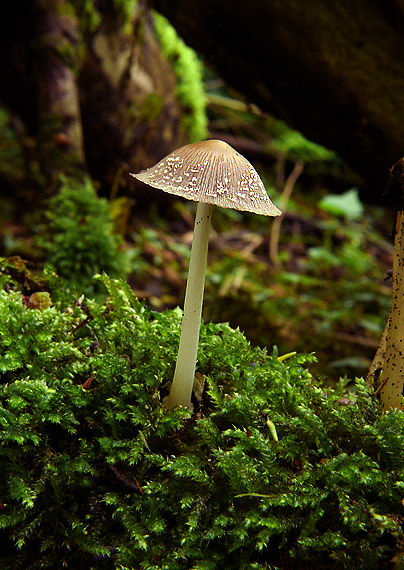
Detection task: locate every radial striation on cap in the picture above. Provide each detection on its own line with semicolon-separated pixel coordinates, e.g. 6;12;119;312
131;139;281;216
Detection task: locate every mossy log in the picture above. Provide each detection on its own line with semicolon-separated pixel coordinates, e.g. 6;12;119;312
150;0;404;200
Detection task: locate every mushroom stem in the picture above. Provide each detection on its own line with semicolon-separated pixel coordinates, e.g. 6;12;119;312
379;209;404;409
164;202;213;410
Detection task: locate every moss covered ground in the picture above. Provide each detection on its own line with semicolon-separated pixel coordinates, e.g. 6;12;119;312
0;57;401;568
1;261;404;569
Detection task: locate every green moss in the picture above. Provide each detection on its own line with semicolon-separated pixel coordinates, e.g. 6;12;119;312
270;118;339;164
112;0;138;31
139;93;165;123
68;0;101;34
69;0;138;36
35;177;129;298
154;12;208;142
1;270;404;568
46;1;80;68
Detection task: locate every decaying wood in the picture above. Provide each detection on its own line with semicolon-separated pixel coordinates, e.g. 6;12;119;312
150;0;404;200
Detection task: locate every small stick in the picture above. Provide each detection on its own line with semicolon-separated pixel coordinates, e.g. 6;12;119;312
269;159;303;267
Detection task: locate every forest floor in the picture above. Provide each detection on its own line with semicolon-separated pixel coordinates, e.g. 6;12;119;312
125;177;393;383
0;92;395;385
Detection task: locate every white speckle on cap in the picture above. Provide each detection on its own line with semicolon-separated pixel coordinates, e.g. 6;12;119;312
130;139;282;217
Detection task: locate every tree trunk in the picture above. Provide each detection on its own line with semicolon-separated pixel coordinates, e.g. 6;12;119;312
0;0;187;197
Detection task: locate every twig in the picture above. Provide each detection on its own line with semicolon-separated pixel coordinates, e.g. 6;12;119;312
269;159;304;267
334;332;379;349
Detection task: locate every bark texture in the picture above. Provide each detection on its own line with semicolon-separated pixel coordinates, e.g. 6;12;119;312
150;0;404;200
0;0;186;194
78;5;187;188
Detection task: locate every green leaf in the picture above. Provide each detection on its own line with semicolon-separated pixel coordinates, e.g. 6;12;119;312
319;188;364;220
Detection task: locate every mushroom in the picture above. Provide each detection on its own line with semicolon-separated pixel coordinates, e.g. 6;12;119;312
131;139;281;410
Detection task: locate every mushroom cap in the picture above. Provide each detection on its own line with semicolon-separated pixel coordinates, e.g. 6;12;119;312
130;139;281;216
